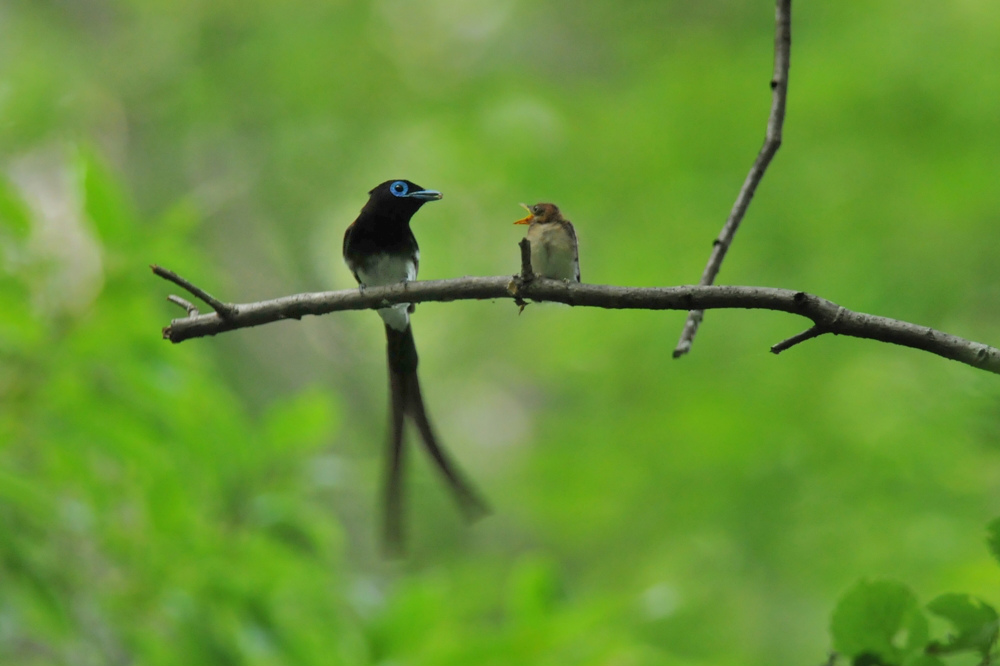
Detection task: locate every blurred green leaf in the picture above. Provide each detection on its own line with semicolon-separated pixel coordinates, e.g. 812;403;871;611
925;593;998;657
76;146;135;248
901;655;945;666
262;386;339;454
0;470;54;522
0;174;31;240
505;553;562;622
157;197;202;239
852;654;889;666
831;579;928;664
0;279;43;353
986;517;1000;566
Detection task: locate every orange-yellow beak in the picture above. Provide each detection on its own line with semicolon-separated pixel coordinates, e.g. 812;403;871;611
514;202;533;225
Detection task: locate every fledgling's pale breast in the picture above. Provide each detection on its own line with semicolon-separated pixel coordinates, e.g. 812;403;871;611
527;222;580;282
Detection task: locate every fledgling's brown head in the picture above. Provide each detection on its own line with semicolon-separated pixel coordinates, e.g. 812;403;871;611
514;202;564;225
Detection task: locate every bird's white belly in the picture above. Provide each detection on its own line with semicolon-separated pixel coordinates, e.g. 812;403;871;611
355;253;418;332
356;253;417;287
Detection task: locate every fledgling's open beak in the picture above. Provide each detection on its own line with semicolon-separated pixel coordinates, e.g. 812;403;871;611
514;202;533;225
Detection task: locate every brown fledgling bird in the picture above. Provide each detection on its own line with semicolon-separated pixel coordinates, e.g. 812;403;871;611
514;202;581;282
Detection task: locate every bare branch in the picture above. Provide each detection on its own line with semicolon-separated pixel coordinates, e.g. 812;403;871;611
150;264;237;318
674;0;792;358
155;272;1000;375
771;325;822;354
167;294;200;316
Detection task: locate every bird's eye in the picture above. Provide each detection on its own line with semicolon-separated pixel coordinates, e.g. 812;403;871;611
532;205;543;215
390;181;408;197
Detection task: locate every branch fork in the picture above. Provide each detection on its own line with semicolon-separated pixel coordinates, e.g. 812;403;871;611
151;264;238;330
674;0;792;357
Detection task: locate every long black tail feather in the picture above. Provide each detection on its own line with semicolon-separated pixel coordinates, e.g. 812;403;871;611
383;325;490;551
384;364;408;554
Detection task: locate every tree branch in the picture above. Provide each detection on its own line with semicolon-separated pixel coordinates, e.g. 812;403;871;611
508;237;534;312
154;270;1000;375
674;0;792;358
167;294;200;316
771;325;821;354
151;264;237;318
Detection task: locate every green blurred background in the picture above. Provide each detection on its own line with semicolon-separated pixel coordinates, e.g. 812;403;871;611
2;1;1000;664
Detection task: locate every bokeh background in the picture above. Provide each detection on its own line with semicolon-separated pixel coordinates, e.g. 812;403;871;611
3;1;1000;664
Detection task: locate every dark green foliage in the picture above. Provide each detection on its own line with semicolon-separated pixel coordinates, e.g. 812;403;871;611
831;580;927;665
829;528;1000;666
986;518;1000;566
926;593;998;658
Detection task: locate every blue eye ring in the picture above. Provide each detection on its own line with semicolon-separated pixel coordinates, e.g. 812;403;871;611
389;180;409;197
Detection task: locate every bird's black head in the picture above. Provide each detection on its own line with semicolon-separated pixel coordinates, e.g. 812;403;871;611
362;179;443;221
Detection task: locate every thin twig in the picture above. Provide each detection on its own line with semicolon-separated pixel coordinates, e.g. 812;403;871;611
771;325;822;354
508;238;534;312
518;238;534;281
167;294;200;316
150;264;237;318
154;271;1000;375
674;0;792;358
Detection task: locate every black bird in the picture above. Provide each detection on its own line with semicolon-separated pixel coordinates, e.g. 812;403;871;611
343;179;489;551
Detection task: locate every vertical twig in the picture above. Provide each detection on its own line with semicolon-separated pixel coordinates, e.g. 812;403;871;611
673;0;792;358
512;237;534;312
518;238;534;282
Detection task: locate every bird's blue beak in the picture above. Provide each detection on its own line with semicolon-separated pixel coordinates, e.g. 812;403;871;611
407;189;443;201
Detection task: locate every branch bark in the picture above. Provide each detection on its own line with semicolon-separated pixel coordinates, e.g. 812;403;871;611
154;268;1000;375
674;0;792;358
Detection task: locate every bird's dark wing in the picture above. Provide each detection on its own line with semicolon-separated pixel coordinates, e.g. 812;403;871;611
565;221;581;282
408;228;420;277
342;221;362;283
